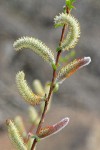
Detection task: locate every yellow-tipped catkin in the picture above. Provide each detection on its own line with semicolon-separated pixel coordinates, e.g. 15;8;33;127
54;13;80;51
13;37;55;66
33;79;45;97
16;71;43;106
56;57;91;84
28;106;40;126
6;120;27;150
14;116;27;139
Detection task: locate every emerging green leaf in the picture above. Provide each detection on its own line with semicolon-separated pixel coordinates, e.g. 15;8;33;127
53;83;59;93
66;0;76;10
56;47;61;52
31;135;41;142
52;63;57;71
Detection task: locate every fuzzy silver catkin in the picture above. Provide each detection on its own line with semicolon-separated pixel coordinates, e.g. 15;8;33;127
6;120;27;150
13;37;55;65
56;57;91;84
16;71;43;106
54;13;80;50
38;117;69;139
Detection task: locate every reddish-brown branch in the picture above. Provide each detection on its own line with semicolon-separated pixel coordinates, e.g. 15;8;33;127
31;51;61;150
31;6;69;150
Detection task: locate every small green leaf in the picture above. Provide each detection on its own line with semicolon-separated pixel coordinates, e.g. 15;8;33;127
53;83;59;93
54;23;63;28
31;135;41;142
70;5;75;9
52;63;57;71
56;47;61;52
69;5;74;9
66;0;71;6
65;0;76;10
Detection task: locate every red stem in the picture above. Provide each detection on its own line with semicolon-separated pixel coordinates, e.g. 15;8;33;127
31;6;69;150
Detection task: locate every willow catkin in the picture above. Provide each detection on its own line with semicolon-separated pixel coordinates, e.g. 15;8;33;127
54;13;80;51
16;71;43;106
6;120;27;150
13;37;55;66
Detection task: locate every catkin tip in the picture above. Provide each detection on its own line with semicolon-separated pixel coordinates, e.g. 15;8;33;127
84;57;91;65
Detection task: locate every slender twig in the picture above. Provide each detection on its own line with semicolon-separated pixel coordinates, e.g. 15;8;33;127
31;6;69;150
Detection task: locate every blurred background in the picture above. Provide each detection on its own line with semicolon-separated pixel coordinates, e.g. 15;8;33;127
0;0;100;149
